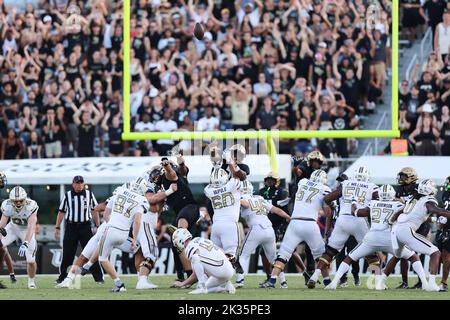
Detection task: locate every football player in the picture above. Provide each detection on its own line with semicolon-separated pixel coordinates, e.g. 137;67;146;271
394;167;428;289
291;151;325;283
204;159;242;263
235;180;291;288
98;178;148;292
436;176;450;292
262;170;332;289
0;171;17;288
171;228;235;294
309;166;379;288
0;187;39;289
325;185;428;290
380;179;450;291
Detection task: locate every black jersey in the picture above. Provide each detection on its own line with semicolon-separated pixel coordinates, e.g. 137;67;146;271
295;160;314;182
259;186;289;239
214;160;250;181
162;172;197;214
394;183;418;202
442;190;450;230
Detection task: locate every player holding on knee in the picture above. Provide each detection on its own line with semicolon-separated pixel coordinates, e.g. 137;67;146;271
171;228;235;294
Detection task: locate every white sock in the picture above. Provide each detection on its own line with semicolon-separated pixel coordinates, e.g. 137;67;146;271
279;272;286;283
382;273;388;281
28;277;35;283
83;261;93;269
428;274;436;285
138;275;147;282
114;278;122;286
412;261;428;286
310;269;321;282
334;262;350;282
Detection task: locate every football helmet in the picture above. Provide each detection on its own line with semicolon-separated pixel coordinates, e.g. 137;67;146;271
307;151;324;166
210;168;229;187
9;186;27;211
397;167;418;185
379;184;396;201
130;177;149;196
240;180;254;195
264;171;280;187
353;166;370;182
147;165;164;185
310;169;328;185
417;179;437;196
0;171;7;189
172;228;192;251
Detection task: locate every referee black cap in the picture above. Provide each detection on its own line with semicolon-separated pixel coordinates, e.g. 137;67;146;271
73;175;84;183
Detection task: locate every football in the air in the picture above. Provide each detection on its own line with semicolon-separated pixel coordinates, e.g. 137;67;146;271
193;22;204;40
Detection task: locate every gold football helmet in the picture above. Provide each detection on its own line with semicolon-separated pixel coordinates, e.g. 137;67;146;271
397;167;418;185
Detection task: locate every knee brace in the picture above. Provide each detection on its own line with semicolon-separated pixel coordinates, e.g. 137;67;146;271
275;256;288;265
139;258;155;271
322;245;339;263
273;258;286;271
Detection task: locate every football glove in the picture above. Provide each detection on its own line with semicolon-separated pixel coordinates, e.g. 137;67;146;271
18;241;28;257
0;227;6;237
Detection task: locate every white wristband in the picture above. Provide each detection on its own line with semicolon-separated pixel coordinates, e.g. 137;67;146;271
165;188;175;197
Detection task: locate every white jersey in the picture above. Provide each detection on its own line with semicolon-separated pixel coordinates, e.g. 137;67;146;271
1;199;38;228
185;237;227;266
397;195;437;231
204;178;241;223
292;178;331;220
106;189;149;230
367;200;404;232
339;180;378;215
240;194;273;228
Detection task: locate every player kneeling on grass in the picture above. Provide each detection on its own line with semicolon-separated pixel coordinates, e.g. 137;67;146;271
235;180;291;288
261;170;332;289
171;228;235;294
0;187;38;289
325;185;428;290
99;178;148;292
379;179;450;292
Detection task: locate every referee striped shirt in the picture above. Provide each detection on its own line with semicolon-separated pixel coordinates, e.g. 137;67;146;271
58;189;98;223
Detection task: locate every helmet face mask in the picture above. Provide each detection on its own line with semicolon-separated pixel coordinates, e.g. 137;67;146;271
148;166;164;185
417;179;437;196
172;228;192;251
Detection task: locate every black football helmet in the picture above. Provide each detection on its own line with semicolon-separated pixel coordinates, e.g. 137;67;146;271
148;166;164;185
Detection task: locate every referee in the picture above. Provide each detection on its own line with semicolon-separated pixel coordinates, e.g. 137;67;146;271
54;175;103;284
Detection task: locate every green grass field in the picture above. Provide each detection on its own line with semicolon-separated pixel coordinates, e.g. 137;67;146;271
0;275;448;300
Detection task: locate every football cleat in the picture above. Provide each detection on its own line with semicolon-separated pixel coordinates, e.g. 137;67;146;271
307;279;316;289
259;281;275;289
80;267;90;276
338;279;348;288
439;283;448;292
28;282;36;289
235;279;244;289
280;281;288;289
353;275;361;286
425;283;440;292
10;274;17;283
409;281;422;289
375;280;388;291
136;280;158;290
324;282;338;290
55;278;73;288
0;281;6;289
111;283;127;292
323;278;331;286
396;281;409;289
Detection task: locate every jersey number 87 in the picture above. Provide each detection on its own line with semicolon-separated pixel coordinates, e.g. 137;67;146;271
114;195;138;217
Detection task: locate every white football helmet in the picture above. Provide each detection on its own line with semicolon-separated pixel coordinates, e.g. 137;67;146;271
9;186;27;211
130;177;149;196
379;184;396;201
417;179;437;196
210;168;229;187
310;169;328;185
172;228;192;251
353;166;370;182
240;180;254;195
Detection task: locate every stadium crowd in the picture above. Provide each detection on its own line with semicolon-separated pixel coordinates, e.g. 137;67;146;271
395;0;450;156
0;0;391;160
